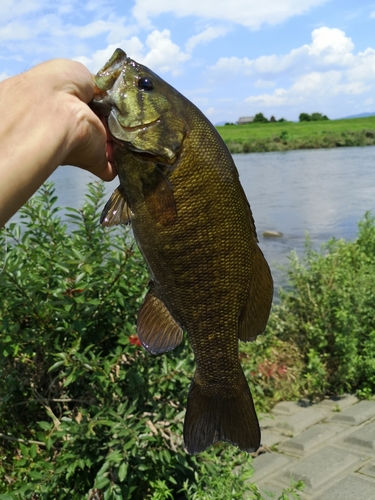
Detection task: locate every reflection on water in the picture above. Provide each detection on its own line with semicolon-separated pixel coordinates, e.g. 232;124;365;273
235;146;375;290
8;146;375;292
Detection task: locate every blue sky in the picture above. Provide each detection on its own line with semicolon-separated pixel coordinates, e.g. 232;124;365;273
1;0;375;122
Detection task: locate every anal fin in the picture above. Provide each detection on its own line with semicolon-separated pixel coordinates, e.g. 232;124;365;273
238;246;273;342
137;286;183;354
100;185;133;226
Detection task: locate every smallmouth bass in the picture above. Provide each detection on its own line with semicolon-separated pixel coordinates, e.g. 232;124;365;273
91;49;273;454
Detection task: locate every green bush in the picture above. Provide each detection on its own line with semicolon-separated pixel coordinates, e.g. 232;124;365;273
253;113;269;124
270;213;375;399
0;183;260;499
299;112;329;122
0;182;308;500
240;332;304;413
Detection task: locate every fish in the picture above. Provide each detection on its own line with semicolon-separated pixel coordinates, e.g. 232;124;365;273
90;48;273;455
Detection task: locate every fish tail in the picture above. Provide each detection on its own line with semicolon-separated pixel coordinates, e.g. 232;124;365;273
183;369;260;455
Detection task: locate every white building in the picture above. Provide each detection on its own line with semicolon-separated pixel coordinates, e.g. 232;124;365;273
237;116;254;124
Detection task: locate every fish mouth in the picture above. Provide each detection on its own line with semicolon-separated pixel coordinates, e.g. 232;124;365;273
116;117;160;132
107;107;160;145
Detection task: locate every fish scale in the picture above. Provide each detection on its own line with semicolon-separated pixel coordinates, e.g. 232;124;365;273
91;48;273;454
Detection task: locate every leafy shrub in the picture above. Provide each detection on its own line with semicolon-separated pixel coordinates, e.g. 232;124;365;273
253;113;269;124
310;112;329;121
0;182;307;500
299;112;329;122
299;113;311;122
241;333;304;413
271;213;375;399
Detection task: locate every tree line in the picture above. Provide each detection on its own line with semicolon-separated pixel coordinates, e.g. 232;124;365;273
226;111;330;125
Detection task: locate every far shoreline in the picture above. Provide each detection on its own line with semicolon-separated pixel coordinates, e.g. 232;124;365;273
216;115;375;154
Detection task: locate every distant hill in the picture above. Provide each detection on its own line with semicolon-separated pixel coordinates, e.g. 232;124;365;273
342;112;375;119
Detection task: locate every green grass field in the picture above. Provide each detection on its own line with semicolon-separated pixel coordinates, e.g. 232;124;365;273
216;115;375;153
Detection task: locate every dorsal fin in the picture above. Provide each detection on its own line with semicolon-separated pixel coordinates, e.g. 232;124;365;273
100;185;133;226
137;285;183;354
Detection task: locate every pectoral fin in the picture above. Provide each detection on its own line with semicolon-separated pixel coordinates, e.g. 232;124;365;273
238;246;273;341
100;185;133;226
137;286;183;354
142;165;178;226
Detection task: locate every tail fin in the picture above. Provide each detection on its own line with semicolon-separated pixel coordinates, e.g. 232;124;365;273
183;370;260;455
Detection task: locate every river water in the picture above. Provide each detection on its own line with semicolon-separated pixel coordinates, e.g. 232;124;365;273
9;146;375;292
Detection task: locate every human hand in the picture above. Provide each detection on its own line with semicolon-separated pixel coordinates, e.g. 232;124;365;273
36;59;117;181
0;58;117;226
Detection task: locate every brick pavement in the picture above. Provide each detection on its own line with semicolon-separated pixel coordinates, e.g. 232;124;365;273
249;396;375;499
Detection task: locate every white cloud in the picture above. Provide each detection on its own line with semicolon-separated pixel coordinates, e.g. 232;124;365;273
208;26;375;116
0;0;135;66
211;27;356;78
75;36;144;72
255;79;276;88
0;21;34;41
70;19;126;39
84;0;112;12
0;0;372;122
186;26;228;53
66;16;138;45
0;71;10;82
0;14;75;44
231;27;375;117
79;30;189;76
132;0;330;30
246;88;290;107
245;70;371;110
0;0;46;22
0;10;134;46
138;30;190;76
56;1;76;15
370;10;375;19
307;27;355;65
291;71;341;95
345;47;375;82
205;107;216;117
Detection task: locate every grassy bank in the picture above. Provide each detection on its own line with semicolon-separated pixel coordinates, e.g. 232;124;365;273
216;115;375;153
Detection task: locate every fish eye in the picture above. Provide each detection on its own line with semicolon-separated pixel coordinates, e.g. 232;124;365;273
138;77;154;91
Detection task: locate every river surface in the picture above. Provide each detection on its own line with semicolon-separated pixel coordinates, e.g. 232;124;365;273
8;146;375;292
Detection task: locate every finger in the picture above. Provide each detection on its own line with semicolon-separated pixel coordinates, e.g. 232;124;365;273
99;115;114;164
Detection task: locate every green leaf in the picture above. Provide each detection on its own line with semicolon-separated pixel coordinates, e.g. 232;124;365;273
83;263;93;274
94;475;111;489
28;471;43;480
38;421;52;431
118;462;128;482
48;360;65;372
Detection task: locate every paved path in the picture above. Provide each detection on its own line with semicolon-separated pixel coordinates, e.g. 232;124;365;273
250;395;375;499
